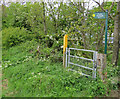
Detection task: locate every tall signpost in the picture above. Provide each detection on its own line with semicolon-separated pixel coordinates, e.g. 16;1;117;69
104;10;108;54
93;10;108;54
93;10;108;80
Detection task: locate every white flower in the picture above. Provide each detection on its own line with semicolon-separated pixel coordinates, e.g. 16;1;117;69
61;46;63;48
50;36;52;39
31;72;34;75
38;73;41;75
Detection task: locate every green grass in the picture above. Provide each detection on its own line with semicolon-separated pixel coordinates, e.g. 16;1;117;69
2;40;119;97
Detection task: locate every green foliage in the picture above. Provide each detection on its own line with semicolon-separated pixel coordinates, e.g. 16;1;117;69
2;2;117;52
2;40;118;97
2;2;119;97
2;27;33;49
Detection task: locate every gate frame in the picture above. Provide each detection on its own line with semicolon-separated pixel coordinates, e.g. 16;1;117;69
66;47;97;79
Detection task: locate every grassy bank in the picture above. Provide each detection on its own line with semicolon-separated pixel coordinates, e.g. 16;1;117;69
2;40;119;97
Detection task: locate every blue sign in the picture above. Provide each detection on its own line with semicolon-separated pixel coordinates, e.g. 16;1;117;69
93;10;108;54
93;12;106;19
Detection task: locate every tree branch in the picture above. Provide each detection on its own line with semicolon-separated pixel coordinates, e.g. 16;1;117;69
93;0;114;20
68;0;83;13
108;2;114;17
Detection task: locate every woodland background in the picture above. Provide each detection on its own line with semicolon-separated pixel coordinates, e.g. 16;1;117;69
1;1;120;97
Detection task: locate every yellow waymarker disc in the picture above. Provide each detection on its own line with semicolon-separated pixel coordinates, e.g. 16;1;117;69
92;14;95;17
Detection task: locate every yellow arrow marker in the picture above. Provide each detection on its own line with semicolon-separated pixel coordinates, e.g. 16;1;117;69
93;14;95;17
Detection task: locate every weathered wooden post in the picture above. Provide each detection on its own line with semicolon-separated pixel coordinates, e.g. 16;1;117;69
63;34;68;68
97;53;106;81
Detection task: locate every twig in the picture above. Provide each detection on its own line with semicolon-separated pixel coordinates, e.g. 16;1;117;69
93;0;114;20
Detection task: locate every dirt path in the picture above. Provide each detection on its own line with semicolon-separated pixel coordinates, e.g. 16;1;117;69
109;90;119;98
2;79;8;90
2;74;17;97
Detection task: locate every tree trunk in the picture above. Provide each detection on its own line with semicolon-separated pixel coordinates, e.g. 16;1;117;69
97;23;105;53
81;2;87;49
49;3;57;34
112;1;120;66
42;2;47;35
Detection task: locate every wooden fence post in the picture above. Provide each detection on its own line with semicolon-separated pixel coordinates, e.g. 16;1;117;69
97;53;106;81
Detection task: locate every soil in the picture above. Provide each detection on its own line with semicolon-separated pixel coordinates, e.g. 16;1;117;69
109;90;120;98
2;75;16;97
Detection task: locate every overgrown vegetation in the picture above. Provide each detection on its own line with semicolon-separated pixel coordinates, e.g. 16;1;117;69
2;41;119;97
1;1;119;97
2;27;33;49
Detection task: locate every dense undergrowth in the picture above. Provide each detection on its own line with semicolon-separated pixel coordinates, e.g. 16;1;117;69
1;2;120;97
2;40;119;97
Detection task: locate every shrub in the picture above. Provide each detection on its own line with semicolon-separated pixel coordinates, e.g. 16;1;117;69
2;27;34;49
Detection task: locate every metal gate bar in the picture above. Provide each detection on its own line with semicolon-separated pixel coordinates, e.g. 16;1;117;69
68;62;93;70
69;55;94;62
66;47;97;78
69;48;95;52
